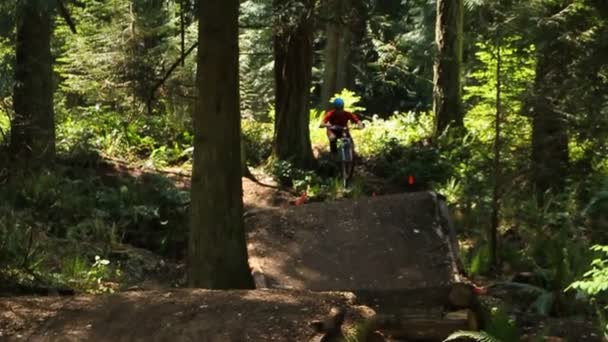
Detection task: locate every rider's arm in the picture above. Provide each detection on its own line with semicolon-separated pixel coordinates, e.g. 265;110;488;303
319;110;333;128
348;112;365;128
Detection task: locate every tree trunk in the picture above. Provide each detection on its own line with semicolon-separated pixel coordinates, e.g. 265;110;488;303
490;41;502;269
10;1;55;164
320;0;357;108
188;0;254;289
321;18;340;108
335;25;352;92
530;41;569;199
272;0;316;169
433;0;464;135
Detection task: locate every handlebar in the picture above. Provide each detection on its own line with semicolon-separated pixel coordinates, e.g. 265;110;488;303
321;124;363;130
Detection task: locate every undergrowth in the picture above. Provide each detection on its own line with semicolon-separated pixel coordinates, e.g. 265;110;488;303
0;156;189;293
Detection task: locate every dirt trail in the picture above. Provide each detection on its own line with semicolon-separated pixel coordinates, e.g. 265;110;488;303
0;290;373;341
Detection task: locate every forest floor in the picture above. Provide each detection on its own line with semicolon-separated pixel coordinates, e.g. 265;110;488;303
0;160;604;341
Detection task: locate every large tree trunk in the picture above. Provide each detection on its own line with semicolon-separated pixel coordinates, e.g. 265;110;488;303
530;44;569;198
188;0;254;289
272;0;316;169
10;1;55;164
320;0;360;108
433;0;464;135
320;20;340;108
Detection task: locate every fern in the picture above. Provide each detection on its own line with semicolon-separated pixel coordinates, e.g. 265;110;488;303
444;330;502;342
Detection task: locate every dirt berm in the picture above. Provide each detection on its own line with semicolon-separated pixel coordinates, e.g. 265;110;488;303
246;191;463;291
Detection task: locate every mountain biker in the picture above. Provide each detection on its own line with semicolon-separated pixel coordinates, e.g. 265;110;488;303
319;98;364;154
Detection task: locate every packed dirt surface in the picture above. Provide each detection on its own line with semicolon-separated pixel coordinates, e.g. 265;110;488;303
0;289;375;342
246;192;458;291
242;177;294;209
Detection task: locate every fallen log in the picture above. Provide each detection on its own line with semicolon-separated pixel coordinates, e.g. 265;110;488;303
353;283;476;311
369;309;478;341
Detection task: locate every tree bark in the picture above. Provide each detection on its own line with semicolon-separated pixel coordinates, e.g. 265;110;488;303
188;0;254;289
530;34;569;199
272;0;316;169
433;0;464;135
320;19;340;107
490;41;502;269
10;1;55;164
320;0;359;108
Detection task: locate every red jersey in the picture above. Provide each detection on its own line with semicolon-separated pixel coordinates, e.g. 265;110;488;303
322;109;360;127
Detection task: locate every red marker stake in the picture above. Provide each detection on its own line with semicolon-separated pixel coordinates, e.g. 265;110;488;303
408;175;415;185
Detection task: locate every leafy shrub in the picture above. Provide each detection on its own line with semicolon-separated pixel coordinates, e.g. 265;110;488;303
58;255;118;294
568;245;608;338
242;119;273;166
1;165;188;256
584;178;608;242
267;157;365;201
56;103;193;167
0;209;45;273
328;88;367;113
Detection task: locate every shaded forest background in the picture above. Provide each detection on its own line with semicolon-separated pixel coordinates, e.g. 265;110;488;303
0;0;608;338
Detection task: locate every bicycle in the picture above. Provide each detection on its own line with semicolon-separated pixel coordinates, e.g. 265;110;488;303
326;125;356;188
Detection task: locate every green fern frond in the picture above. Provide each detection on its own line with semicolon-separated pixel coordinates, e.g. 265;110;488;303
444;330;502;342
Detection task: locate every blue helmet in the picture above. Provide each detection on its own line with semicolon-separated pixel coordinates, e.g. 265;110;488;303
333;97;344;109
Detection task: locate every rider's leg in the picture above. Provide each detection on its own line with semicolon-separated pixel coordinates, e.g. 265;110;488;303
327;129;338;154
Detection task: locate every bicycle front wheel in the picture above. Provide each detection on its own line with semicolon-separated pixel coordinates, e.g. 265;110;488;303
342;161;354;187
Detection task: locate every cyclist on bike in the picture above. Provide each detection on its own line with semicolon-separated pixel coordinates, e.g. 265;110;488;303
319;98;364;154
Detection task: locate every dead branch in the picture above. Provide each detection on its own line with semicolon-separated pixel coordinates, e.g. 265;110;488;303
57;0;77;34
147;42;198;115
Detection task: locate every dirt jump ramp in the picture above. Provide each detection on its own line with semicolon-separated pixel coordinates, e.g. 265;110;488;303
246;191;464;291
246;191;478;341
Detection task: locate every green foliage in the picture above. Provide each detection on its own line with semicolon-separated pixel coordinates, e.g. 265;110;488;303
464;36;535;144
445;307;519;342
467;243;491;276
568;245;608;337
1;164;188;253
266;157;365;201
482;306;520;341
240;0;273;119
58;255;118;294
55;0;193;115
242;119;273;166
56;104;193;167
359;114;448;186
0;209;45;272
329;89;366;114
584;179;608;241
0;35;13;144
